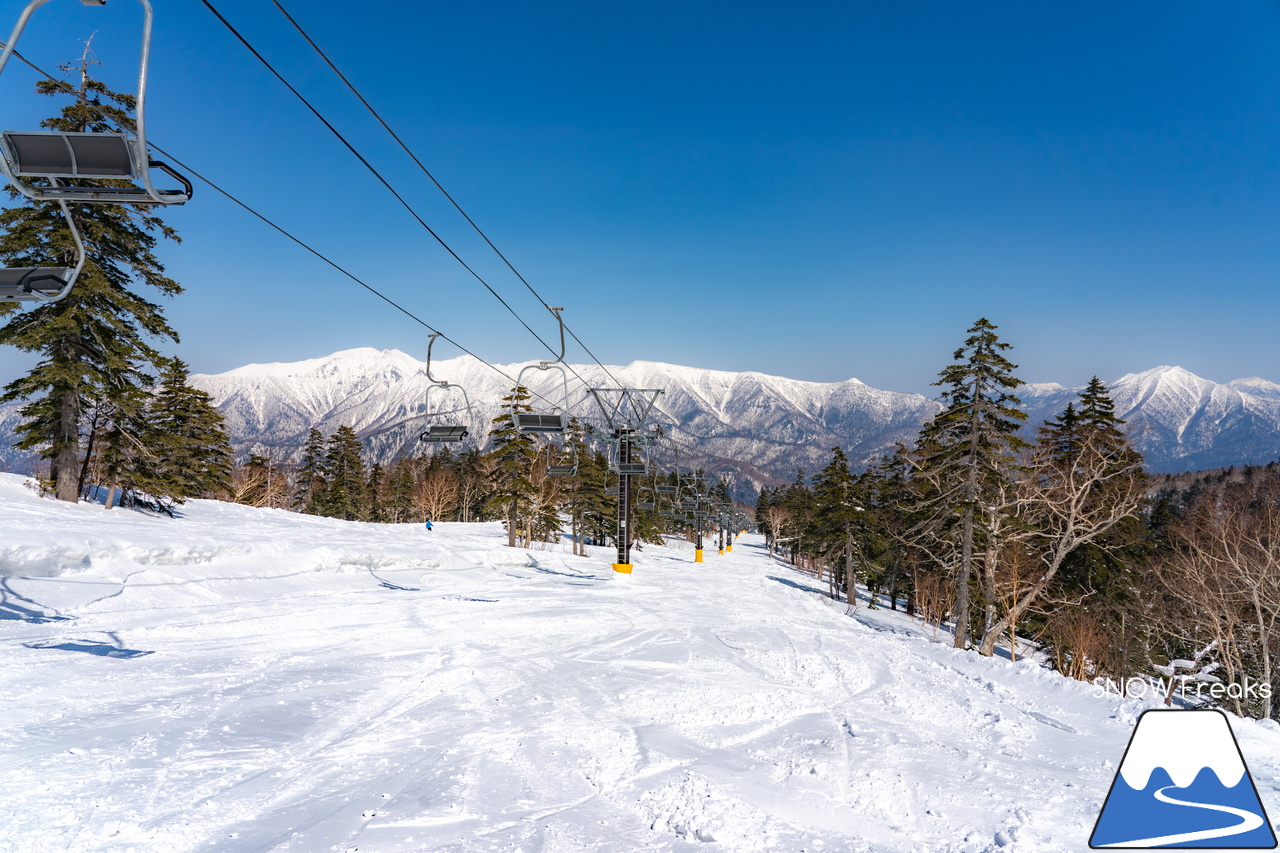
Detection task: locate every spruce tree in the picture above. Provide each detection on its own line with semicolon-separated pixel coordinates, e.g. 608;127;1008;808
294;428;327;514
812;447;867;607
96;376;154;510
146;357;232;501
320;425;367;520
384;458;416;523
914;318;1027;649
365;462;385;522
1039;402;1082;464
486;386;537;547
0;59;182;502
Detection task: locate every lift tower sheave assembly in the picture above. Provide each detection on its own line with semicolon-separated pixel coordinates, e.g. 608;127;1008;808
588;387;663;575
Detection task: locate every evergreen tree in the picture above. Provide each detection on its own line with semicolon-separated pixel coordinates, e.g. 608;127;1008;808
913;318;1027;649
320;425;367;520
0;59;182;502
486;386;537;547
365;462;385;522
96;376;154;510
145;357;232;501
811;447;867;607
865;447;915;611
381;457;416;523
1039;402;1082;464
294;428;327;514
779;470;814;566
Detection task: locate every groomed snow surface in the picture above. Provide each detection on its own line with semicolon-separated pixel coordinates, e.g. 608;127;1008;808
4;473;1280;853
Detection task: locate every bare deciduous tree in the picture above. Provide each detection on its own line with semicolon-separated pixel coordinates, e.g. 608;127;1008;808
414;469;458;523
976;435;1144;657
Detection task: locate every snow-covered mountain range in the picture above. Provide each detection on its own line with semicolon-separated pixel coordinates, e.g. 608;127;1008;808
188;348;941;494
1;349;1278;484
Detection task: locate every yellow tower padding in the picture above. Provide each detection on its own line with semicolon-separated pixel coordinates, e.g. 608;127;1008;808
612;563;633;574
694;549;703;563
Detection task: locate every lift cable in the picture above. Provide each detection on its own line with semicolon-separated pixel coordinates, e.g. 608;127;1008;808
265;0;626;391
0;43;573;416
197;0;572;373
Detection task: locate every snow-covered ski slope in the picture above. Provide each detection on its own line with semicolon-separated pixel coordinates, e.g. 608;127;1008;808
4;473;1280;853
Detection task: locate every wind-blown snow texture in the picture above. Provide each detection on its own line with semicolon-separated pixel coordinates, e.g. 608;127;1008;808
5;472;1280;852
2;350;1278;480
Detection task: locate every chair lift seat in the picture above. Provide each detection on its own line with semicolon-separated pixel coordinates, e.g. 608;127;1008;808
547;464;576;477
420;424;468;442
637;501;655;510
514;412;565;433
1;132;193;204
656;485;678;495
0;266;74;301
616;462;647;476
604;486;620;497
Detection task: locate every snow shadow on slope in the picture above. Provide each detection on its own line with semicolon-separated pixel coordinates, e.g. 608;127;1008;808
0;579;72;623
23;631;152;658
767;575;826;597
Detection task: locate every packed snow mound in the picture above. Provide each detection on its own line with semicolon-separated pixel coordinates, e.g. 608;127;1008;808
4;472;1280;852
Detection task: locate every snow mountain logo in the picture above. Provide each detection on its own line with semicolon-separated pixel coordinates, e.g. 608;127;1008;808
1090;709;1277;849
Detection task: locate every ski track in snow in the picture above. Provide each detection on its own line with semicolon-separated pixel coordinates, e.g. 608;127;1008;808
3;474;1280;852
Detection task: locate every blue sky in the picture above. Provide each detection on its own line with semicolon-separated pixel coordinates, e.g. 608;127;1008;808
3;0;1280;396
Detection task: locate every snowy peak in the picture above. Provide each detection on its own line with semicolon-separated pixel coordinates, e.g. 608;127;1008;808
1018;365;1280;473
1229;377;1280;401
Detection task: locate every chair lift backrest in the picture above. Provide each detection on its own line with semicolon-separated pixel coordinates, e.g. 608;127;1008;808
0;0;193;205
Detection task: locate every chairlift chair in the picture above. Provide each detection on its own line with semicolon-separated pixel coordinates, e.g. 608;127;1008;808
0;195;84;302
545;440;578;477
0;0;193;207
419;334;473;444
513;307;571;434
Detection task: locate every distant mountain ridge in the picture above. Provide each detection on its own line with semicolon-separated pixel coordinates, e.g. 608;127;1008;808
1;349;1277;486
